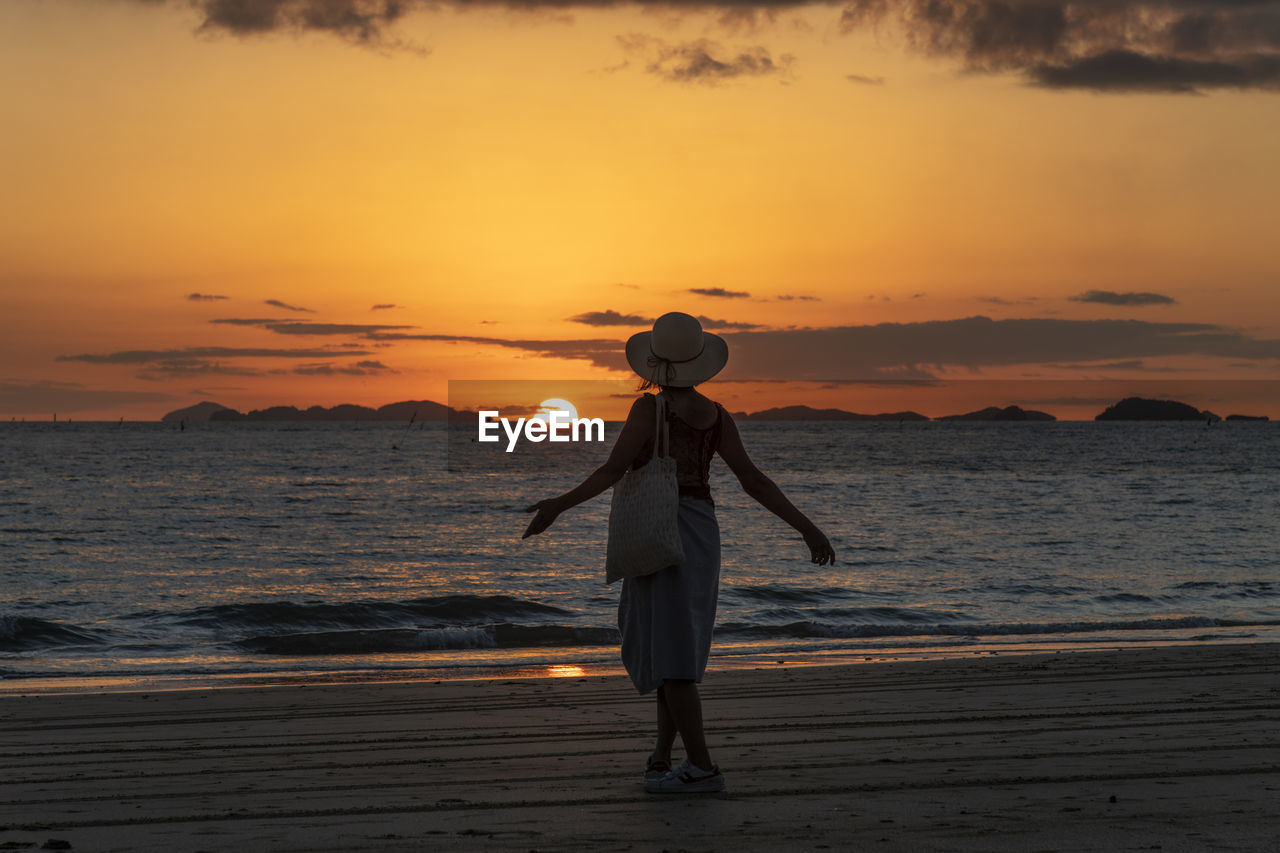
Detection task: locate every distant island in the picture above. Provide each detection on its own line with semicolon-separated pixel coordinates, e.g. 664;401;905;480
936;405;1055;422
732;405;929;422
161;401;235;422
1094;397;1221;422
733;404;1053;421
162;400;468;422
159;397;1271;423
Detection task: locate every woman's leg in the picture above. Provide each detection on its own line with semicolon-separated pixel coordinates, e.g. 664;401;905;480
660;678;713;770
654;685;676;763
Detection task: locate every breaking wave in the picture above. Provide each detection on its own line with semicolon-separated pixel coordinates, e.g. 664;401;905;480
0;615;107;652
172;595;571;632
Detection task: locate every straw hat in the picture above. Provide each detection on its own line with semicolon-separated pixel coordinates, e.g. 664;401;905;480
625;312;729;388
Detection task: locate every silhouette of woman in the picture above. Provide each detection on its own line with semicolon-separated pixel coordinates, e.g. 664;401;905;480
523;312;835;793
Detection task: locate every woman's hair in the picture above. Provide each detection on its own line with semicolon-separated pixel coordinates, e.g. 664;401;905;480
636;379;696;393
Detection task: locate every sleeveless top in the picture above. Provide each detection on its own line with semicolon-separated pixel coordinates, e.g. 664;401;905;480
631;394;724;502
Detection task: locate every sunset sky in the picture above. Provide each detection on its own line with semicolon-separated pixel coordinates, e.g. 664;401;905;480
4;0;1280;420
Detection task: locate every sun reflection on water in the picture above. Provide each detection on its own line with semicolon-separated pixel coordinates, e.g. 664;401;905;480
546;664;586;678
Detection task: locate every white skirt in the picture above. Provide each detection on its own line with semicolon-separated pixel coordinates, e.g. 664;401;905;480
617;496;721;694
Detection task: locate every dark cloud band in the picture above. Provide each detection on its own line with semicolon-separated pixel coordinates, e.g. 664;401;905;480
840;0;1280;93
264;299;315;313
617;34;794;83
292;360;397;375
1033;50;1280;93
689;287;751;298
372;316;1280;378
211;319;414;335
58;347;375;364
1070;290;1177;306
568;310;760;330
124;0;1280;93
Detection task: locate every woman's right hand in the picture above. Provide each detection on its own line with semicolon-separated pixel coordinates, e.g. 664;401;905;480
521;499;562;539
803;529;836;565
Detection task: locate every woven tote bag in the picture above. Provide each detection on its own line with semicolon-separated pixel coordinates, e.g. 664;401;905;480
604;393;685;584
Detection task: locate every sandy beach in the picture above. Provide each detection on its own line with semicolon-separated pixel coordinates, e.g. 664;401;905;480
2;644;1277;852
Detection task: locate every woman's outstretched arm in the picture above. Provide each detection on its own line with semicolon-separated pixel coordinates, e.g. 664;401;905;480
521;395;655;539
716;410;836;565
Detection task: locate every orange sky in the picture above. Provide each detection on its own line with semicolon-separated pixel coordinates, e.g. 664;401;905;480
3;0;1279;420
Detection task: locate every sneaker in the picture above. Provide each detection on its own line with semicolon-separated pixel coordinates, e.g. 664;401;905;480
645;759;725;794
644;755;673;783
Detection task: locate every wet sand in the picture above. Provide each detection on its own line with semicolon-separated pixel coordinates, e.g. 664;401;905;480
2;643;1277;852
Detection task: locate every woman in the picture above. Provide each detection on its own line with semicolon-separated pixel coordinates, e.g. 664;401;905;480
523;312;836;793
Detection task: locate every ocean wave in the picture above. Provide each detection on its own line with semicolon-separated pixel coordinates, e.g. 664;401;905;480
732;585;858;604
237;623;620;655
0;614;106;651
173;595;571;632
714;615;1260;641
1172;581;1277;600
789;606;977;624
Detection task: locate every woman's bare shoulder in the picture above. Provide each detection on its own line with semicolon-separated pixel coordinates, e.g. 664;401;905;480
625;393;657;423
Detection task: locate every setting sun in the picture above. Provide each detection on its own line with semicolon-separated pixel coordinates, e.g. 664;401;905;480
535;398;579;422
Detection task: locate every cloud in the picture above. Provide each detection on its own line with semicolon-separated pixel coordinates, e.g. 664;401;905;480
385;316;1280;379
569;310;651;326
714;316;1280;379
1069;290;1177;306
568;309;761;330
1033;49;1280;93
1048;359;1147;370
838;0;1280;94
187;292;229;301
366;331;630;370
264;299;315;313
211;319;414;335
190;0;424;49
136;359;263;380
977;295;1041;306
781;367;943;384
256;322;412;335
696;315;761;331
209;317;284;325
58;346;375;365
0;380;177;415
371;303;401;311
135;0;786;70
617;34;794;83
690;287;751;299
113;1;1280;96
776;294;820;301
292;360;397;375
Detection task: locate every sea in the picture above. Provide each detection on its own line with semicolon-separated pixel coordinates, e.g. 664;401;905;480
2;419;1278;692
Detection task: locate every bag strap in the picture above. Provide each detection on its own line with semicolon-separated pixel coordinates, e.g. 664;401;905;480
652;393;671;460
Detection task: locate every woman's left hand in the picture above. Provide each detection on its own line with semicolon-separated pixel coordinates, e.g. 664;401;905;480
522;499;562;539
803;529;836;566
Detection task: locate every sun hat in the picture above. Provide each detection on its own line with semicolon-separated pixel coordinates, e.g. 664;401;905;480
625;312;729;388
